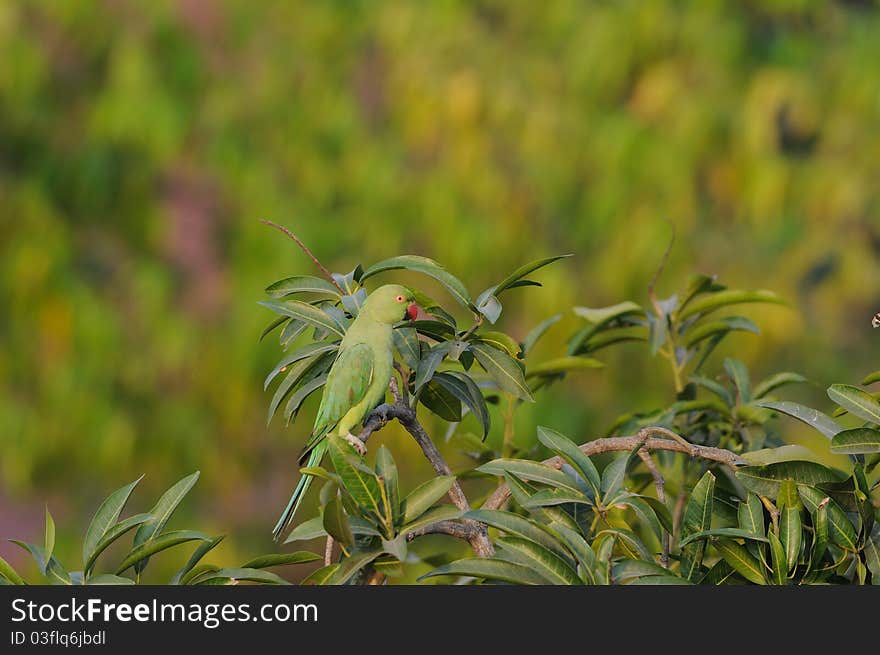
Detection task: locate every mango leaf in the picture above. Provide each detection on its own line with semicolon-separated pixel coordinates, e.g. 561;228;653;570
574;301;645;326
678;289;785;321
723;358;752;403
432;372;490;437
168;536;225;585
0;555;24;585
738;493;765;537
688;375;734;406
611;495;665;541
611;559;673;583
322;496;354;549
302;564;339;585
85;513;153;576
753;372;808;399
574;327;647;355
132;471;200;575
475;293;502;323
264;342;339;390
526;356;604;379
260;316;288;342
327;549;384;585
536;426;601;497
327;437;383;518
754;400;843;439
798;486;857;551
740;445;823;466
490;255;572;299
463;509;568;557
402;476;455;524
265;275;340;298
522;314;562;355
597;528;652;561
600;447;640;498
88;574;136;585
258;300;345;337
392;327;420;370
473;331;521;358
401;504;461;535
470;342;534;401
414;342;453;393
862;371;880;386
768;532;787;585
680;471;715;581
477;459;582;493
684;316;760;348
736;461;845;498
809;500;830;574
82;476;144;568
863;525;880;581
421;558;547;585
410;320;456;341
283;516;327;544
523;487;594;508
827;384;880;424
375;446;400;527
116;531;211;574
714;538;766;585
420;381;462;421
194;568;289;585
678;528;770;548
830;428;880;455
283;372;330;423
495;536;580;585
361;256;473;310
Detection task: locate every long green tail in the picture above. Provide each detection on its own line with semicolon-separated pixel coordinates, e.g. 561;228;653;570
272;440;328;541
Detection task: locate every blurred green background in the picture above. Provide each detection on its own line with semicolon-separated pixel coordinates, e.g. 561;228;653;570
2;0;879;580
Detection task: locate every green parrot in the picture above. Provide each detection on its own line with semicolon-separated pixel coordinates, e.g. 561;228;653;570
273;283;418;540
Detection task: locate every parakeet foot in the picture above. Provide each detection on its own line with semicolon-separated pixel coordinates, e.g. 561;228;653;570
344;432;367;456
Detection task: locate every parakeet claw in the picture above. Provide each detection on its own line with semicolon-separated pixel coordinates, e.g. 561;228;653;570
344;432;367;456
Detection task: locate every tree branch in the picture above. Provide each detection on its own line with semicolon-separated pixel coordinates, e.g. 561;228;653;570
260;220;346;295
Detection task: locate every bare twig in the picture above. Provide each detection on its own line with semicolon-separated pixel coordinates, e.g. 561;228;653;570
481;430;746;511
638;448;669;568
324;536;335;566
260;219;346;294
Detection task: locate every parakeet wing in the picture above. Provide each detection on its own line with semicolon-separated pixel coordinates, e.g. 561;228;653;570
303;343;374;449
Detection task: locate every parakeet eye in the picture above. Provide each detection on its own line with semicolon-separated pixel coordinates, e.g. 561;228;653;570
396;295;404;302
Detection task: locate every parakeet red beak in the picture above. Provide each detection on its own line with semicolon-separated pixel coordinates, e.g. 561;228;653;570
407;303;420;321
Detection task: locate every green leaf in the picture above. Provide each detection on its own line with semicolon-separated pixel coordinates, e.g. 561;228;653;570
327;549;384;585
375;446;400;527
490;254;571;298
724;358;752;403
574;301;645;325
116;531;211;574
477;459;582;493
754;400;843;439
863;525;880;581
830;428;880;454
327;436;383;517
283;372;329;423
678;528;770;548
402;476;455;524
401;505;461;535
810;500;830;573
322;496;354;549
523;487;594;508
736;461;845;498
688;375;734;406
470;342;534;401
194;568;290;585
420;380;462;421
0;556;24;585
410;320;456;341
683;316;760;348
301;564;339;585
392;327;421;370
260;315;288;342
798;486;857;551
740;445;823;466
473;331;522;358
463;509;568;557
421;558;548;585
265;275;340;298
87;574;135;585
44;508;55;562
239;552;321;570
612;559;674;583
264;343;339;390
629;574;693;585
549;524;597;583
133;471;200;574
414;342;452;393
85;513;153;576
258;299;345;337
779;506;802;574
612;495;665;541
169;535;225;585
680;471;715;581
495;536;580;585
862;371;880;386
382;535;408;562
522;314;562;355
767;532;787;585
827;384;880;424
596;528;653;561
753;372;808;399
536;426;601;497
714;538;766;585
432;372;490;437
525;356;604;379
361;256;473;309
82;476;143;568
283;516;327;544
738;493;765;537
678;289;785;321
600;448;640;498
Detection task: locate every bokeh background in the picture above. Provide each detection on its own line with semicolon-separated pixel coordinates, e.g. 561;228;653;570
2;0;879;581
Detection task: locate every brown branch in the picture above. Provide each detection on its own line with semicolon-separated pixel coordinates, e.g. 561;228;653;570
481;427;746;511
260;219;346;294
638;448;669;569
356;402;494;558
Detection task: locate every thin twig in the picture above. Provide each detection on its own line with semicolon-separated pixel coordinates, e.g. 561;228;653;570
324;536;335;566
637;448;669;568
260;219;346;294
481;431;746;511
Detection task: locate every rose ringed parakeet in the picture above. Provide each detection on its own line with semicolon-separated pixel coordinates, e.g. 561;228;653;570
273;284;418;540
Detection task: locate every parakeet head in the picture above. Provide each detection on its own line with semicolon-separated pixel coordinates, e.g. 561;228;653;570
364;284;418;324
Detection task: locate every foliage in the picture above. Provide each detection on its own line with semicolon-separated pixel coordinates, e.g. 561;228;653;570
0;473;319;585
